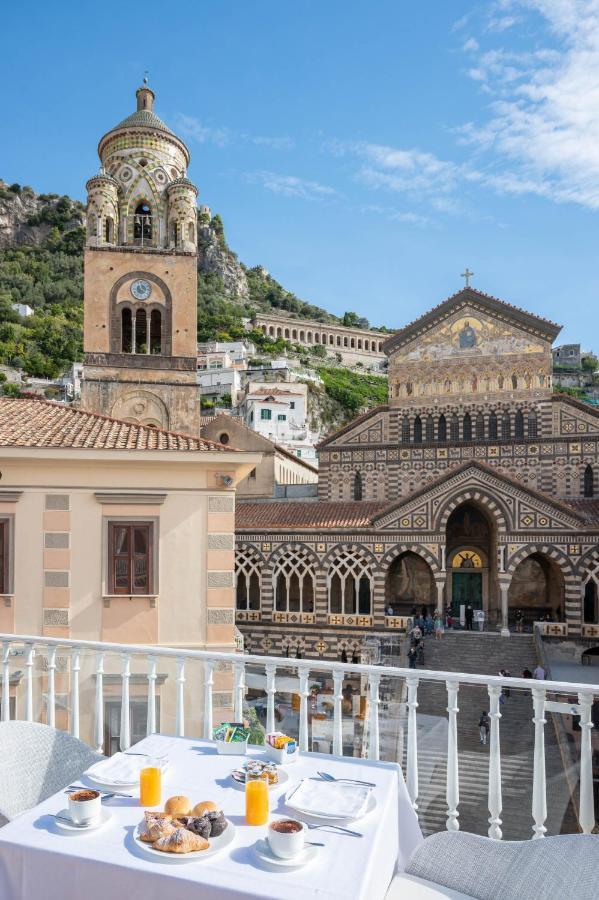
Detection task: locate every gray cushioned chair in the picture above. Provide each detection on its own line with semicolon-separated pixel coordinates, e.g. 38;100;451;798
0;721;103;826
386;831;599;900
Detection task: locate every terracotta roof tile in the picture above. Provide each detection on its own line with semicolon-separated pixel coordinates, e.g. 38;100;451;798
236;500;386;530
0;398;232;452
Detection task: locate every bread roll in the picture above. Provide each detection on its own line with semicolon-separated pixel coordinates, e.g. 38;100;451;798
192;800;219;816
164;795;192;816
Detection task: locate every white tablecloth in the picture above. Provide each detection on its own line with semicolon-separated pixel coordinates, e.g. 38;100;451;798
0;734;422;900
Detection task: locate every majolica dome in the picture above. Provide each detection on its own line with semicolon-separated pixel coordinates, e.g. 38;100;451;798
97;80;189;166
167;175;198;194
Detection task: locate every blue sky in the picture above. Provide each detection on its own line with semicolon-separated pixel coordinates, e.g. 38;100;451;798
2;0;599;346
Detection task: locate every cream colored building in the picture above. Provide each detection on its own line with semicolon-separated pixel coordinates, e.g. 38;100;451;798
0;397;260;748
202;414;318;499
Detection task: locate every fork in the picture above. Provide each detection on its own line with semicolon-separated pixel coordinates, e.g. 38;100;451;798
306;822;363;838
317;771;376;788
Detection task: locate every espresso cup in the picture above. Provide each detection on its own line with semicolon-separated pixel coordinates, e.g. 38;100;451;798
268;818;306;858
68;789;101;826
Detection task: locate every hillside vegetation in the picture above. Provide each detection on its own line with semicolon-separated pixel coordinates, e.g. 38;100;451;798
0;182;389;415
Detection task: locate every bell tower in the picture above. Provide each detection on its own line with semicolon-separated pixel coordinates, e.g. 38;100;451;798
81;80;200;433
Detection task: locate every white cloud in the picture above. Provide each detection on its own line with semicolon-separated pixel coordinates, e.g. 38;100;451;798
459;0;599;208
175;115;293;151
174;114;231;147
247;171;337;200
462;37;480;51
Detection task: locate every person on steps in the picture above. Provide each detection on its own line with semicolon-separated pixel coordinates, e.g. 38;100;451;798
479;711;490;745
465;605;474;631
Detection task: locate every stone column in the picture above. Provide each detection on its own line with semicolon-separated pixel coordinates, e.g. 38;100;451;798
435;576;446;612
498;578;511;637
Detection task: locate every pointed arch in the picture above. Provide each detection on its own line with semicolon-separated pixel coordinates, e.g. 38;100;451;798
584;464;594;498
413;415;422;443
450;413;459;442
528;409;538;438
271;547;316;613
426;414;434;441
475;411;485;440
438;414;447;442
327;548;373;615
401;416;410;443
235;546;263;610
462;412;472;441
353;471;363;501
488;410;498;440
515;409;524;439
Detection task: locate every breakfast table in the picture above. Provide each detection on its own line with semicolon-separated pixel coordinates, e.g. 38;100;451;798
0;734;423;900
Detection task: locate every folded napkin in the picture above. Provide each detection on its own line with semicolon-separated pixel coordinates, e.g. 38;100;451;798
287;778;372;819
86;752;168;785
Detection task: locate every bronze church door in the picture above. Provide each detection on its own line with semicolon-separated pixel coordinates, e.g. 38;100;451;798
452;571;483;614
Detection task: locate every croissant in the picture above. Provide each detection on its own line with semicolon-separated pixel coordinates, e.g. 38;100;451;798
153;827;209;854
140;812;175;843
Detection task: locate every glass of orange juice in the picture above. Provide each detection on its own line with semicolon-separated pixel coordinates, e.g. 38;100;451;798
140;758;162;807
245;770;269;825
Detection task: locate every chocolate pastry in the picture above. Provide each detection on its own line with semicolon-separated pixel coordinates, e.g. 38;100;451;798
177;815;212;839
206;810;228;837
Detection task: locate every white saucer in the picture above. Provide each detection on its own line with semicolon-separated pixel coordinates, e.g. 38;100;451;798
253;838;319;869
285;790;377;824
133;819;236;863
230;767;289;792
54;807;112;833
86;756;169;790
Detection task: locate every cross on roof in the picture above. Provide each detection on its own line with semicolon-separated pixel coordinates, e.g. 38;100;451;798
461;268;474;287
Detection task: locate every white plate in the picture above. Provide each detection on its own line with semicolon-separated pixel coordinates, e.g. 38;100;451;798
285;790;377;824
87;760;169;791
253;838;319;869
133;819;236;862
230;767;289;792
54;807;113;833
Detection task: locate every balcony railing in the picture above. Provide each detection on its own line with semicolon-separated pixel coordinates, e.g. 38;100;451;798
1;632;597;840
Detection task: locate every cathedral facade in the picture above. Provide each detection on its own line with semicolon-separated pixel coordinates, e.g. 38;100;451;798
81;81;201;434
235;288;599;660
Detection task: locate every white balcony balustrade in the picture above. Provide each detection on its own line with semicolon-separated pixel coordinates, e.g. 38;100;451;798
0;632;597;841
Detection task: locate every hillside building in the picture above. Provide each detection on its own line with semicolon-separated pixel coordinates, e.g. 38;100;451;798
235;287;599;661
249;313;387;369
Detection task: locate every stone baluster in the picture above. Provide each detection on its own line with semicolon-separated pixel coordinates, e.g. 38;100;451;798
368;671;381;761
2;641;10;721
531;686;547;838
47;645;57;729
203;660;214;740
234;660;245;722
70;647;80;738
333;669;345;756
578;690;595;834
406;675;419;811
120;652;131;751
446;679;460;831
146;655;157;736
94;651;104;753
176;657;186;737
265;663;277;735
487;684;503;839
298;665;310;752
25;643;35;724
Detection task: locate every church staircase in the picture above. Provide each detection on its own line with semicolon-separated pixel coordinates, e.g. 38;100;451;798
398;631;578;839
